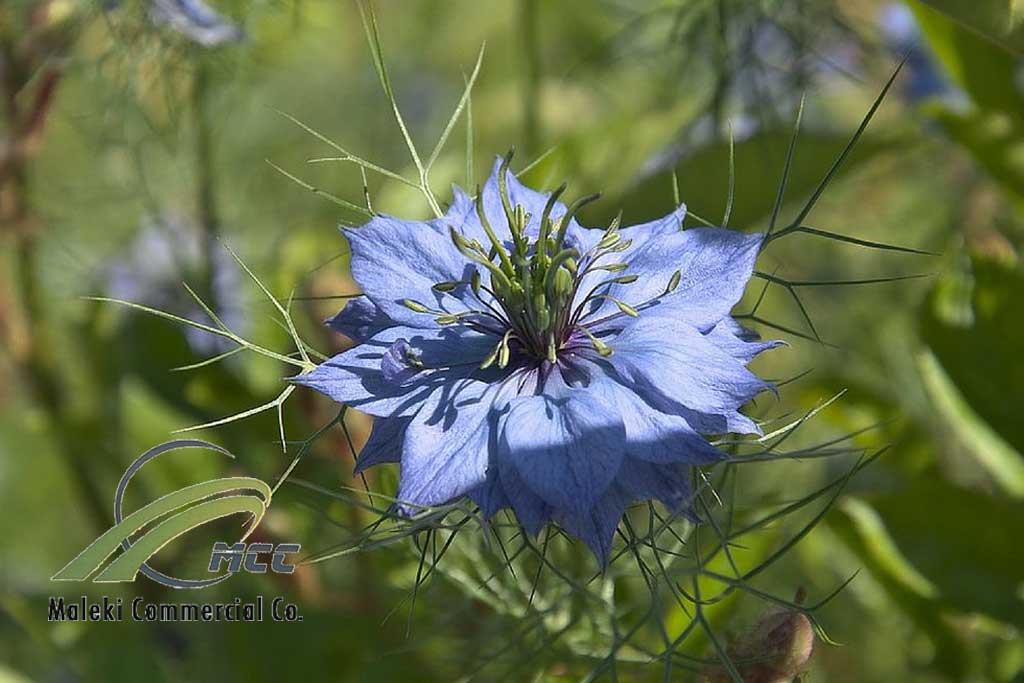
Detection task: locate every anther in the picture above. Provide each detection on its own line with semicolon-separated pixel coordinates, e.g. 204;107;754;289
577;325;614;357
402;299;434;314
666;270;682;293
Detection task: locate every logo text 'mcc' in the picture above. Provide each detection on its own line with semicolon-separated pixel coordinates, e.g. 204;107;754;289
208;543;301;574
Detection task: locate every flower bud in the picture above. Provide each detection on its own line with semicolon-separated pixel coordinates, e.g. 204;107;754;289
699;608;815;683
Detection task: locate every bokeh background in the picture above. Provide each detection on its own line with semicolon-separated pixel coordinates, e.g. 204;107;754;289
2;1;1023;681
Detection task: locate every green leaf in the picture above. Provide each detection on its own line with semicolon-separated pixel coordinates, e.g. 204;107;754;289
918;0;1024;56
870;480;1024;628
921;253;1024;487
917;350;1024;498
913;0;1023;112
828;497;972;679
913;1;1024;203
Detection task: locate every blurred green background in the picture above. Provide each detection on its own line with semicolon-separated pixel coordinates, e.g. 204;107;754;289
2;0;1023;681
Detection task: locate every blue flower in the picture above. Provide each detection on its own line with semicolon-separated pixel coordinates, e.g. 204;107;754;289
148;0;242;46
295;154;779;562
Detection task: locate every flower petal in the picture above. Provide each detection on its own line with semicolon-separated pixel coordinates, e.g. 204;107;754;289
578;367;725;465
622;203;688;240
481;158;567;238
326;297;393;343
396;379;514;509
493;463;554;536
354;416;408;474
346;217;477;328
617;458;695;513
148;0;243;46
498;390;625;516
437;185;490;246
556;460;696;564
292;325;496;417
587;227;763;329
599;316;772;421
467;472;510;518
451;158;598;251
555;487;628;563
702;317;784;363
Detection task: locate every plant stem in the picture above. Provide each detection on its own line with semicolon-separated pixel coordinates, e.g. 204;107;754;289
193;57;219;310
519;0;542;156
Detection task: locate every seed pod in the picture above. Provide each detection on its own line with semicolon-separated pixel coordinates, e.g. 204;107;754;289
699;607;815;683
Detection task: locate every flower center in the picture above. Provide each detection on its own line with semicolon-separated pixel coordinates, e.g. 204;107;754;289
401;150;682;369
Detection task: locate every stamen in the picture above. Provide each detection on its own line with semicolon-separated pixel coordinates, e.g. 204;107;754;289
449;226;513;290
403;299;435;313
666;269;682;293
569;273;639;326
608;238;632;253
607;297;639;317
497;328;513;368
576;325;613;357
480;339;500;369
546;336;557;363
598;232;621;250
593;263;628;272
444;177;640;366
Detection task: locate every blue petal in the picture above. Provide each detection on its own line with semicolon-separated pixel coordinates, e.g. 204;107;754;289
346;216;478;328
675;405;762;436
555;487;628;563
467;472;510;518
570;204;689;310
481;158;566;238
493;459;554;536
380;339;420;385
616;458;695;513
555;460;698;563
354;416;409;474
558;458;699;563
148;0;243;46
577;367;725;465
622;203;688;239
437;185;488;246
702;317;784;363
326;297;393;343
453;158;598;252
292;325;495;417
498;390;625;516
396;380;516;509
599;316;772;422
586;227;763;329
